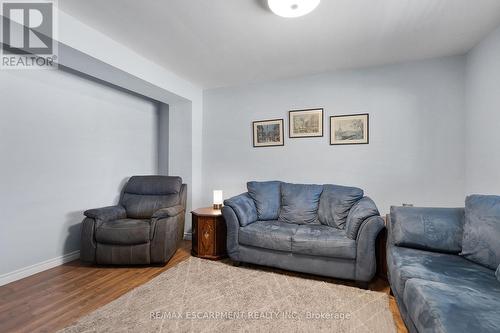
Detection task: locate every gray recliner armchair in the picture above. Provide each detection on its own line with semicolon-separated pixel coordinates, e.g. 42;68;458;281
80;176;187;265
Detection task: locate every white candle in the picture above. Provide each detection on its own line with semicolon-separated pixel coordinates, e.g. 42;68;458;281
213;190;223;209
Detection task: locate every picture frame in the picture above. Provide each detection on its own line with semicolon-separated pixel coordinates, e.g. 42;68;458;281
330;113;369;145
289;108;324;138
252;118;284;147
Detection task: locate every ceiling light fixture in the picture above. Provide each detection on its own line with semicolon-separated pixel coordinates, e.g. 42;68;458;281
268;0;320;18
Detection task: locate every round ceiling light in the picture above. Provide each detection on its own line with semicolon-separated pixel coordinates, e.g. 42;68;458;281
268;0;321;18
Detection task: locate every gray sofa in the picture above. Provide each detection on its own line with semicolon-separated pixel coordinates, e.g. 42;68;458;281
387;195;500;333
221;181;384;285
80;176;187;265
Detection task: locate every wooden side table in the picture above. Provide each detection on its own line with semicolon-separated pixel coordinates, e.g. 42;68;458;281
191;207;227;260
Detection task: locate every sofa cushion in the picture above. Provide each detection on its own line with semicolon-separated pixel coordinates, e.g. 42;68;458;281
318;184;363;229
239;220;299;252
387;246;496;298
95;218;151;245
461;194;500;269
390;206;464;254
404;279;500;333
247;181;281;220
345;197;379;239
224;193;258;227
291;225;356;259
278;183;323;224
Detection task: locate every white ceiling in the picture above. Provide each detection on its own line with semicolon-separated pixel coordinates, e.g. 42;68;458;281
60;0;500;89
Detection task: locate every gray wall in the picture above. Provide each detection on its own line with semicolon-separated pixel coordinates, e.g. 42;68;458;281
169;101;194;235
465;25;500;195
158;103;169;175
0;69;158;276
202;56;466;213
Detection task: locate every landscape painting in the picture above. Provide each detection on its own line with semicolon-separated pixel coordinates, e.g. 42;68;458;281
289;108;323;138
252;119;284;147
330;113;369;145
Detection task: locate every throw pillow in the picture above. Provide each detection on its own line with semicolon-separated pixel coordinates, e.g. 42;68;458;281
318;184;364;228
278;183;323;224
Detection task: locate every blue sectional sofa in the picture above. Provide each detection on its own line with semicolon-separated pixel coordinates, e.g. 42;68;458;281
387;195;500;333
221;181;384;285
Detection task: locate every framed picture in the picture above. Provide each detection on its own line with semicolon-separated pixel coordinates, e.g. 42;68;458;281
252;118;284;147
289;108;324;138
330;113;369;145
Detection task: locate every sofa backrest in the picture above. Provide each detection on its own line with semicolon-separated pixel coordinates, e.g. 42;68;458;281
120;176;182;219
389;206;464;254
461;194;500;270
244;181;365;228
247;181;281;220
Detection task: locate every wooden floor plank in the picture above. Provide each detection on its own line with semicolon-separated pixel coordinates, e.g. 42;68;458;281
0;241;407;333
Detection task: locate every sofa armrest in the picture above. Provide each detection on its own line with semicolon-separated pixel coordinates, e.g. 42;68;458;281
346;197;380;240
221;205;241;261
152;205;185;219
179;184;187;209
84;205;126;222
80;217;97;263
150;213;180;264
223;193;258;227
389;206;464;253
355;215;384;282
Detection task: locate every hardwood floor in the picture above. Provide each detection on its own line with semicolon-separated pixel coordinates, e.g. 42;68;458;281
0;241;407;333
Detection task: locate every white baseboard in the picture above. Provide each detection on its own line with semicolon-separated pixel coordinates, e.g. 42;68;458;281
0;232;193;286
0;250;80;286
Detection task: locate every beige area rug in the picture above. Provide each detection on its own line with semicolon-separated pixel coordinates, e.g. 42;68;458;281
60;257;396;333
